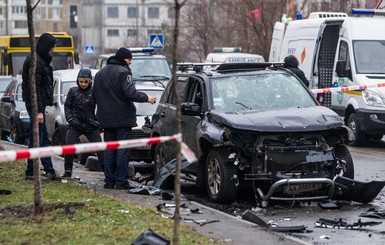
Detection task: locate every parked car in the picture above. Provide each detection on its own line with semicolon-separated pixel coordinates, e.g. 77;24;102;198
0;77;29;144
150;62;355;205
130;84;164;162
0;76;13;98
45;69;99;146
94;47;171;87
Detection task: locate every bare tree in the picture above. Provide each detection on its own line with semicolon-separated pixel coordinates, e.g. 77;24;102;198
169;0;187;243
26;0;43;216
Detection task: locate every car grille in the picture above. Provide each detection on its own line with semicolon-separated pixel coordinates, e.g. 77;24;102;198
132;129;151;139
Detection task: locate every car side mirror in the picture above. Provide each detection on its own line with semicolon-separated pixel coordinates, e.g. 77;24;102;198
181;102;201;116
1;96;12;103
336;60;352;79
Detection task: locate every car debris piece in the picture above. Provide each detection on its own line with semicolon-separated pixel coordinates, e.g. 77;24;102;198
332;176;385;203
127;186;161;196
132;229;170;245
161;192;174;200
359;208;385;219
315;218;382;229
156;203;191;215
152;157;194;189
318;202;341;209
0;190;11;195
184;218;220;226
241;210;308;233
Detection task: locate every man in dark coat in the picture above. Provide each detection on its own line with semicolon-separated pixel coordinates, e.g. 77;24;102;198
283;55;309;87
93;47;156;189
22;33;58;180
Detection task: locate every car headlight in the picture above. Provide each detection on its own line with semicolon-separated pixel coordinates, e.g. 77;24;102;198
362;89;385;107
19;110;30;119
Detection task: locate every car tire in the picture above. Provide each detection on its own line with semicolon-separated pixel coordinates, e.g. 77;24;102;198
154;143;174;188
205;148;237;203
334;144;354;179
51;127;66;146
347;113;366;146
11;121;24;144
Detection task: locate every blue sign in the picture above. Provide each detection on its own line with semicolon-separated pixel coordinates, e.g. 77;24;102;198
85;46;94;55
149;34;164;49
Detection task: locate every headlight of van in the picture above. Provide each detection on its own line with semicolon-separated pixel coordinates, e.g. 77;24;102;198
19;110;30;119
362;89;385;107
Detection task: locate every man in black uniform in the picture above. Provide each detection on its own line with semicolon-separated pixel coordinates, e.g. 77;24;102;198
93;47;156;189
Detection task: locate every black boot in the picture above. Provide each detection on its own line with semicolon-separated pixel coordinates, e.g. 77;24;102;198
60;171;72;178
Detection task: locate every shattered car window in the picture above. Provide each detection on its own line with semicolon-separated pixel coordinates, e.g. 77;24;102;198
211;74;316;110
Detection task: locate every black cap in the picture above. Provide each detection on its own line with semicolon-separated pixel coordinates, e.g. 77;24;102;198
116;47;132;60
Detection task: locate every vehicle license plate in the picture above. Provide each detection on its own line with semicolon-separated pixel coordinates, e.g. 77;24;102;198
284;183;322;194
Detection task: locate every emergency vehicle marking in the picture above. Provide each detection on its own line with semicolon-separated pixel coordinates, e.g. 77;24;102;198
336;78;344;104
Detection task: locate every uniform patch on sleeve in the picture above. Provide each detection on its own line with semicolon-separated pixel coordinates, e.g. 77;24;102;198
127;75;133;84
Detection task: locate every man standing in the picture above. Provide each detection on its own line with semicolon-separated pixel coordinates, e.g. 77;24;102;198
93;47;156;189
22;33;58;180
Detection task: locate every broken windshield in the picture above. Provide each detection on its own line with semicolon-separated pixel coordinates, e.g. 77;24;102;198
210;73;316;110
353;40;385;74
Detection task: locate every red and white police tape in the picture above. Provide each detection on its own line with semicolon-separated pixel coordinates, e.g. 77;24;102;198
0;133;197;163
309;82;385;94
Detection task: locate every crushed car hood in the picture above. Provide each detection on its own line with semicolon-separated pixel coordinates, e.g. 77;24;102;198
210;106;343;132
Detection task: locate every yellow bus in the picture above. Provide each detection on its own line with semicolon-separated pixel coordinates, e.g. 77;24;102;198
0;32;79;76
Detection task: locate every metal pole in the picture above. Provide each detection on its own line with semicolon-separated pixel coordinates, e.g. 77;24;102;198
5;0;8;35
136;0;139;45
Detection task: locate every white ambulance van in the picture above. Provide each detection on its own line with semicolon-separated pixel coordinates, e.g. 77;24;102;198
205;47;265;63
269;9;385;145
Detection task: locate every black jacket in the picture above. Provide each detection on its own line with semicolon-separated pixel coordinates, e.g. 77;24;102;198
65;70;99;133
93;56;148;128
283;55;309;87
22;33;56;113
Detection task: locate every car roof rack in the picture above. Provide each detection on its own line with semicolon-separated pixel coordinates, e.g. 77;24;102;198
177;62;222;73
215;62;283;72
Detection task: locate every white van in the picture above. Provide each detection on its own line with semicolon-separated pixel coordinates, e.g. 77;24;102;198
269;9;385;145
205;47;265;63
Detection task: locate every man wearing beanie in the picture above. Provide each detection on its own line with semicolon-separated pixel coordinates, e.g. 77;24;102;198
93;47;157;189
22;32;59;180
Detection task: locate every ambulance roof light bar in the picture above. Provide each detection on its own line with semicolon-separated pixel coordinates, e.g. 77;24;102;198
351;8;385;16
213;47;242;53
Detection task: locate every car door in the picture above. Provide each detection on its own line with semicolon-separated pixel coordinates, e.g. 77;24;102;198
181;78;205;158
1;81;16;133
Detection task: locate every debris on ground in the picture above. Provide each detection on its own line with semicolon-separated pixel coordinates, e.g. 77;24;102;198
184;218;220;226
315;218;382;229
132;229;170;245
359;208;385;219
241;210;308;233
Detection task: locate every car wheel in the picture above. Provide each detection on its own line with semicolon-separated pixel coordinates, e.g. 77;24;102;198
205;148;237;203
154;143;168;175
10;121;24;144
51;127;63;146
334;144;354;179
347;113;366;146
153;143;174;188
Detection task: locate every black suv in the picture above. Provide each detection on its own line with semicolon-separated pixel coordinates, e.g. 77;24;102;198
150;63;354;204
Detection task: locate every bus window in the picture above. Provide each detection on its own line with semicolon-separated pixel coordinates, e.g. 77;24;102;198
9;52;28;75
52;52;73;70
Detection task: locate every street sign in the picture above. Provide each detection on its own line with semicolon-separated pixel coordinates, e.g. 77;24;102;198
85;46;95;55
149;34;164;49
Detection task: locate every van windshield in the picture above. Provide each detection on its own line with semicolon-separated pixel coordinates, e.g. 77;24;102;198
130;58;171;80
353;40;385;74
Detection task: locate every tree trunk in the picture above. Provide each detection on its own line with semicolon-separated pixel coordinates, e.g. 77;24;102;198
171;1;187;244
26;0;43;216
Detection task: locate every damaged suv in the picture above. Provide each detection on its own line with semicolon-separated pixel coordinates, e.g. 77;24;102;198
151;63;356;205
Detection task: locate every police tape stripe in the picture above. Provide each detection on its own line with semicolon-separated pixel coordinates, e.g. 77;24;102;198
310;82;385;94
0;133;197;163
